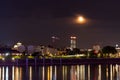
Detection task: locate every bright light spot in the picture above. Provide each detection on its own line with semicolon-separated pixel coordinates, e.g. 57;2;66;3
16;53;19;56
5;53;9;56
14;45;18;48
17;42;22;46
76;16;86;24
70;36;76;39
75;54;86;57
12;58;15;61
78;16;84;22
2;58;5;61
116;44;119;47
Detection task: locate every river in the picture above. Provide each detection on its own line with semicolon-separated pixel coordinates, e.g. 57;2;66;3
0;64;119;80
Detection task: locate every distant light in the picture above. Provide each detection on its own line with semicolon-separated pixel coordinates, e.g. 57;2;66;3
5;53;9;56
116;44;119;47
70;36;76;39
14;45;18;48
12;58;15;61
2;58;5;61
51;36;59;39
17;42;22;46
51;36;55;39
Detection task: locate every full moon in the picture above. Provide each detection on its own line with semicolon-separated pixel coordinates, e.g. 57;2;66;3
76;16;86;24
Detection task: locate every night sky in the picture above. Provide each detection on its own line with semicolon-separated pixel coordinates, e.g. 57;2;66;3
0;0;120;48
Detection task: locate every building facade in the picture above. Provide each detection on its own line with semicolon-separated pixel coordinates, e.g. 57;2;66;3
70;36;77;50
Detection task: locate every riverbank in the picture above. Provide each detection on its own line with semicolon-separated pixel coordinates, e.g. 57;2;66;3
0;58;120;66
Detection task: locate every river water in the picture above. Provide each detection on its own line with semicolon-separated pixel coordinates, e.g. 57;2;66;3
0;64;120;80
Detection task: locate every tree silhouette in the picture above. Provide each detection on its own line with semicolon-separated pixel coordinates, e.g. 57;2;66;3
102;46;117;57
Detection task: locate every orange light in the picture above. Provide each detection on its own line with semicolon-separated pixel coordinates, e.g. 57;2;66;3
76;16;86;24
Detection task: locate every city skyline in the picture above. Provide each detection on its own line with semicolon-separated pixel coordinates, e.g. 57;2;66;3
0;0;120;48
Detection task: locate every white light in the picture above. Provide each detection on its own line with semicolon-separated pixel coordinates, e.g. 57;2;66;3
2;58;5;61
70;36;76;39
12;58;15;61
14;45;18;48
17;42;22;46
116;44;119;47
5;53;9;56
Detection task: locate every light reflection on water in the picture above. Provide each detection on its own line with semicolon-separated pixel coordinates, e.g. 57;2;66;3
0;64;120;80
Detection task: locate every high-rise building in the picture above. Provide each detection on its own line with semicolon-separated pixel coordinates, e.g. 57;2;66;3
70;36;77;49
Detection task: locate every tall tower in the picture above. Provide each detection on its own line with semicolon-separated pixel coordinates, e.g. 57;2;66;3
70;36;77;49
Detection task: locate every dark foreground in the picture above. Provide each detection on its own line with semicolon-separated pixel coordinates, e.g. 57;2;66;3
0;58;120;66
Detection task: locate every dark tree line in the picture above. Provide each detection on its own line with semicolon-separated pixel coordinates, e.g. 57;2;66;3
102;46;117;57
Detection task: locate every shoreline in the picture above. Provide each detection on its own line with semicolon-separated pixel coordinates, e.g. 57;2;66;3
0;58;120;66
